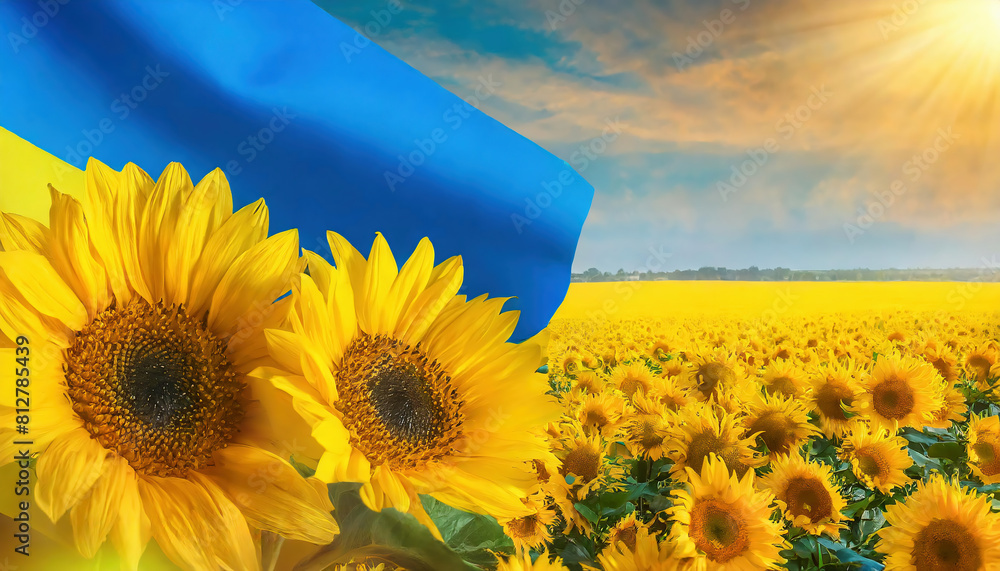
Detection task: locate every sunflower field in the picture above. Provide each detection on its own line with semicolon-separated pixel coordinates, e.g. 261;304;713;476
522;310;1000;570
6;155;1000;571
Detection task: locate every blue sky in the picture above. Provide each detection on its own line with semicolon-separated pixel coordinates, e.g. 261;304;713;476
319;0;1000;272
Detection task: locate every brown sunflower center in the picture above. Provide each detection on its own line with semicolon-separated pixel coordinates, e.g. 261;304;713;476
506;514;540;539
872;377;915;420
784;476;833;523
856;450;888;480
687;432;748;477
583;408;610;429
967;355;992;381
766;376;797;398
972;438;1000;476
335;333;464;470
560;444;602;483
636;418;664;450
696;362;734;398
748;412;796;455
912;519;981;571
64;299;244;477
930;357;955;382
619;376;647;398
610;525;637;552
690;500;749;563
815;382;853;421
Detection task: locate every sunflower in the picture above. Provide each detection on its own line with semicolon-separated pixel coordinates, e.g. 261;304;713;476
499;493;557;554
760;359;809;399
921;344;960;384
552;429;620;501
650;375;691;412
858;353;943;432
648;337;676;361
924;380;968;429
840;426;913;493
571;371;607;398
0;160;339;569
606;512;642;555
741;392;818;460
669;454;787;569
558;350;583;375
659;357;687;381
964;342;998;387
808;360;861;438
621;393;670;460
575;391;626;438
876;475;1000;570
967;414;1000;485
682;348;741;403
258;232;560;535
598;525;696;571
496;549;570;571
609;361;657;401
757;453;846;536
665;403;761;481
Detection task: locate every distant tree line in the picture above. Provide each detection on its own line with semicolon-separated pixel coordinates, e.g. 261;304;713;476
572;266;1000;282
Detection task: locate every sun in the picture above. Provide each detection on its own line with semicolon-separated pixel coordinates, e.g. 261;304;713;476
946;0;1000;44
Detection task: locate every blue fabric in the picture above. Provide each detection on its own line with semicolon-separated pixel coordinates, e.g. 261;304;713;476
0;0;592;341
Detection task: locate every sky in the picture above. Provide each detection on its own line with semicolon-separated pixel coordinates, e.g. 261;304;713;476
319;0;1000;272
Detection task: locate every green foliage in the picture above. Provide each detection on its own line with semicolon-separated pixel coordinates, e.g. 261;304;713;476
297;483;480;571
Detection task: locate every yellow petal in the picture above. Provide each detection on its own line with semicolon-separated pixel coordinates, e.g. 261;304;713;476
360;232;398;334
300;341;338;404
326;260;358;364
0;271;72;344
165;168;234;307
69;455;130;557
109;469;151;571
374;465;410;512
0;212;48;253
382;237;434;336
114;163;155;303
311;416;354;462
302;249;334;297
47;188;111;317
0;250;88;330
326;231;366;295
83;158;130;303
264;328;305;376
203;445;338;544
253;367;332;426
36;429;109;521
207;229;298;336
397;257;464;345
188;199;269;316
297;274;334;368
136;162;189;303
139;474;257;571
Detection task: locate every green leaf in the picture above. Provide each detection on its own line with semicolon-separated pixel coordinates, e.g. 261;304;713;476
927;442;965;460
900;427;938;447
299;483;477;571
842;495;872;519
574;501;599;524
289;455;316;478
421;495;514;568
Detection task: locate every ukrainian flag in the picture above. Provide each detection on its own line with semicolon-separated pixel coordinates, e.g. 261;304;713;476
0;0;593;341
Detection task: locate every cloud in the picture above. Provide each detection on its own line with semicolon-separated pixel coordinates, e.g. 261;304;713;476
327;0;1000;268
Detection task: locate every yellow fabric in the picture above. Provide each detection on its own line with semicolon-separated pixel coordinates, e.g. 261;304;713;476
0;127;85;220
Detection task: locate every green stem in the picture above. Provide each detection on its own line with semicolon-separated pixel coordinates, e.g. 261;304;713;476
262;532;286;571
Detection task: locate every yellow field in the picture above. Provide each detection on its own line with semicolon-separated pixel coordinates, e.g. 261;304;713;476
540;281;1000;568
554;280;1000;320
